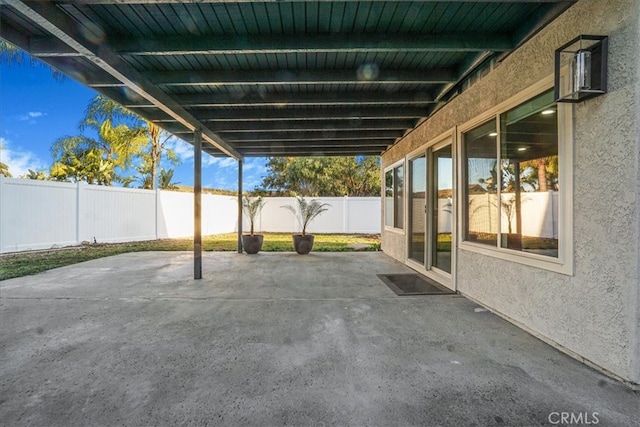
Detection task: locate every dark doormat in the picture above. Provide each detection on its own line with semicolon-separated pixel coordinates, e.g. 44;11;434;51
377;273;455;296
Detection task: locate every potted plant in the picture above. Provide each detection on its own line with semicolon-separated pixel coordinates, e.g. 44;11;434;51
281;196;331;254
242;195;267;254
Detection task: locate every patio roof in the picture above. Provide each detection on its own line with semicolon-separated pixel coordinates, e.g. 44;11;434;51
0;0;576;159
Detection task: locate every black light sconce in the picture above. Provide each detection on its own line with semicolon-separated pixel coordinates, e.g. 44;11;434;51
554;35;608;103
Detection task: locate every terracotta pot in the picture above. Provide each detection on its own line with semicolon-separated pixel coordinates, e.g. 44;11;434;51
292;234;314;255
242;234;264;254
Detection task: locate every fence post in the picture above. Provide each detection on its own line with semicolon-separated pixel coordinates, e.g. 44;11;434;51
76;181;82;245
343;195;349;233
0;175;4;253
155;188;160;240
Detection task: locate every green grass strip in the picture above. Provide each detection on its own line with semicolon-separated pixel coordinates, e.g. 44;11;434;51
0;233;380;281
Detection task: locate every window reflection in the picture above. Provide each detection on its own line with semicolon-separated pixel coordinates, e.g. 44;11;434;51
462;89;559;258
463;120;498;246
500;90;558;257
384;165;404;229
385;170;393;227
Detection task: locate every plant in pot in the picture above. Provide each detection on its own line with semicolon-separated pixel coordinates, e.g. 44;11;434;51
241;195;267;254
281;196;331;255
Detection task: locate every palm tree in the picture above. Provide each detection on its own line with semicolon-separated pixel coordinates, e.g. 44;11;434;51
52;96;147;184
0;145;12;177
1;40;32;66
23;169;47;180
50;147;116;185
158;168;179;190
242;195;267;236
282;196;331;236
0;161;11;178
1;40;64;79
138;122;179;189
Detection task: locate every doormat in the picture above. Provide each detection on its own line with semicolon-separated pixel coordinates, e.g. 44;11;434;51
377;273;455;296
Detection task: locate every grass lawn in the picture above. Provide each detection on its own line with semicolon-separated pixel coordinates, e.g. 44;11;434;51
0;233;381;281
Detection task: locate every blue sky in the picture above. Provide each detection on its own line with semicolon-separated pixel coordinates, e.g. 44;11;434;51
0;61;267;191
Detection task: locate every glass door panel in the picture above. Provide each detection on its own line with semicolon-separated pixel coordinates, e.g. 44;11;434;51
432;144;453;274
408;155;426;264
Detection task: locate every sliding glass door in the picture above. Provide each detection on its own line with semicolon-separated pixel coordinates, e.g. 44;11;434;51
432;144;453;274
408;155;426;264
407;140;453;277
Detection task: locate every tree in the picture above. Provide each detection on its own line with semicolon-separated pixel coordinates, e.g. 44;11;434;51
521;155;559;192
22;169;48;180
137;122;179;189
257;156;381;196
51;96;147;184
0;145;11;177
1;40;64;79
158;168;180;190
281;196;331;236
242;195;267;236
1;40;34;66
0;161;11;178
50;147;116;185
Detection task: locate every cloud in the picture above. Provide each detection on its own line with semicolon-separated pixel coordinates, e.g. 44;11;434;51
0;137;46;177
19;111;45;122
204;156;237;168
242;158;265;172
166;137;194;162
166;138;240;170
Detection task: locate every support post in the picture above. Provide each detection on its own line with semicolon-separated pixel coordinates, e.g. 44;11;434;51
237;159;243;253
194;128;202;279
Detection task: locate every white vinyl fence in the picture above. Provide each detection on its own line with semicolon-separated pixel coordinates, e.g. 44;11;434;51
0;177;381;253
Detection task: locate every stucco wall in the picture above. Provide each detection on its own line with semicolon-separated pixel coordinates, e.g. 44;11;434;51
381;0;640;385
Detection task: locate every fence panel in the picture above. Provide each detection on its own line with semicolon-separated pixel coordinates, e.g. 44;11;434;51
256;197;298;233
80;185;156;243
347;197;382;234
203;195;238;235
0;178;382;253
306;197;345;234
157;190;194;238
0;177;78;252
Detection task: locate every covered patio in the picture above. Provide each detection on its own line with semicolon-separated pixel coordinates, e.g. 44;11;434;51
0;0;579;278
1;251;636;425
1;0;639;414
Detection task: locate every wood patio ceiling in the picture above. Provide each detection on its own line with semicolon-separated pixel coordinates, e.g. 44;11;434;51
0;0;576;159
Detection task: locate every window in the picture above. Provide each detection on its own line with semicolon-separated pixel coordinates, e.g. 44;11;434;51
463;89;562;259
385;164;404;229
463;120;499;247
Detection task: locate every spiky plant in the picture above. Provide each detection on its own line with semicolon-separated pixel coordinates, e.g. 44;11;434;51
242;195;267;235
282;196;331;235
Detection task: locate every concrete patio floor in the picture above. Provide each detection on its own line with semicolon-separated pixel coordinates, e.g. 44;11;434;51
1;251;637;426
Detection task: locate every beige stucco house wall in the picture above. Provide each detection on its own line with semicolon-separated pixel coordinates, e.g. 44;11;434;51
381;0;639;387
